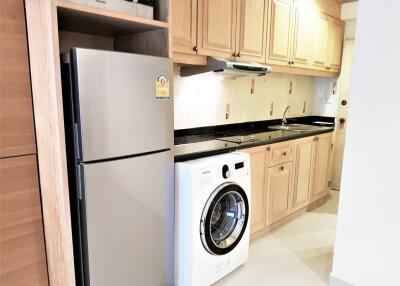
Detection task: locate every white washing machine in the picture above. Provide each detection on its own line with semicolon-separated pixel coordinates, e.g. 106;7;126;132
175;152;251;286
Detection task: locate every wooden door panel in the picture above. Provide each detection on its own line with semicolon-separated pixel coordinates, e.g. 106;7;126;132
0;155;48;286
328;19;344;72
266;0;293;65
237;0;268;62
0;0;36;158
311;133;332;202
292;136;315;211
242;146;267;234
197;0;237;57
311;12;330;69
172;0;197;54
267;162;293;223
291;4;313;68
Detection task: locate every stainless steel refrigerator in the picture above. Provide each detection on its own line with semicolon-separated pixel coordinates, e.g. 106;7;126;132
61;48;174;286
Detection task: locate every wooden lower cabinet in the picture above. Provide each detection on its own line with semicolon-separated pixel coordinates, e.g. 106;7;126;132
247;133;332;237
266;161;293;224
242;146;268;233
310;133;332;202
291;136;315;211
0;155;49;286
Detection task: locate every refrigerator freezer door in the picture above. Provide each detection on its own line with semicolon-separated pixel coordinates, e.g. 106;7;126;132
82;150;174;286
72;48;173;162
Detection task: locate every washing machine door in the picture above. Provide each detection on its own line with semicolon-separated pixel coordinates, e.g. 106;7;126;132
200;182;249;255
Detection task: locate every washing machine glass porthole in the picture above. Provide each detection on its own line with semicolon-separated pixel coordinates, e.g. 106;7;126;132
200;183;249;255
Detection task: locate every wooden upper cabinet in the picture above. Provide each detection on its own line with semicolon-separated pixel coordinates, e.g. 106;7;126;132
266;0;293;66
292;136;315;211
236;0;268;62
310;133;332;202
327;18;344;72
0;0;36;158
311;12;330;69
266;161;293;224
291;3;313;68
242;146;267;234
172;0;198;54
197;0;237;58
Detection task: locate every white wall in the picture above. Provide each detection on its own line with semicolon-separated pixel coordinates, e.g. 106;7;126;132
174;73;316;129
330;1;400;285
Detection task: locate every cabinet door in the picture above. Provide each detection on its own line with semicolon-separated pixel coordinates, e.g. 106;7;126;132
266;0;293;66
237;0;268;62
172;0;197;54
327;19;344;72
292;136;315;211
197;0;237;58
266;162;293;223
291;3;313;68
242;146;267;234
0;0;36;158
310;133;332;202
311;12;330;70
0;155;48;285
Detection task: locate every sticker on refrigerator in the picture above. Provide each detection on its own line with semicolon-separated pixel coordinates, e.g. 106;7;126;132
156;75;170;99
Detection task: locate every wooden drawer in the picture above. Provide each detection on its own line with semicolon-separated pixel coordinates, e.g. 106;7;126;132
267;140;294;167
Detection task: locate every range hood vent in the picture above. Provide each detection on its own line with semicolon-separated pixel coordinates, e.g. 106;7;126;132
180;57;272;79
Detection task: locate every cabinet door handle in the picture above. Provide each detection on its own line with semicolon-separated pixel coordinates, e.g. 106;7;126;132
266;146;271;151
237;52;241;57
288;61;291;65
232;52;237;57
314;136;318;141
282;151;287;156
280;166;285;171
193;46;198;52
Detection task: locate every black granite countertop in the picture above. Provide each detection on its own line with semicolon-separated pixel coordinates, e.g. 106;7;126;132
174;116;335;162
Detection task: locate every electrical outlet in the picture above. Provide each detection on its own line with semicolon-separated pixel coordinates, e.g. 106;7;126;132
269;102;274;116
225;103;230;120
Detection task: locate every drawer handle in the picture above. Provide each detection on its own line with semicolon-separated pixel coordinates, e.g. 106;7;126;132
280;166;284;171
282;151;287;156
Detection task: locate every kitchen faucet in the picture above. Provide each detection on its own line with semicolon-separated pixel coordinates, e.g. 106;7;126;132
282;106;290;125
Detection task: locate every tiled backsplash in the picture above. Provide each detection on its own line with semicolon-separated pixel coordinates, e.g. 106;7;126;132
174;72;337;130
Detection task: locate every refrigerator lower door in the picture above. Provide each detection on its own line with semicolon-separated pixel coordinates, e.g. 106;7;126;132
81;150;174;286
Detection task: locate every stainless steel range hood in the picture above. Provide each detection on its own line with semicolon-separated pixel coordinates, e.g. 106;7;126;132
180;57;272;79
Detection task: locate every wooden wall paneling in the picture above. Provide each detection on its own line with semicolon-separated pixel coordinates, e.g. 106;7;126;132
0;155;48;286
24;1;76;285
114;29;170;58
0;0;36;158
58;31;114;54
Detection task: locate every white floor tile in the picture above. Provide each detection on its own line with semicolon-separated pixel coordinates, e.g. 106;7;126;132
214;190;339;286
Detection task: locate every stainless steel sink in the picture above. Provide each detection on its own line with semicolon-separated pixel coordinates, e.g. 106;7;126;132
269;124;322;132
